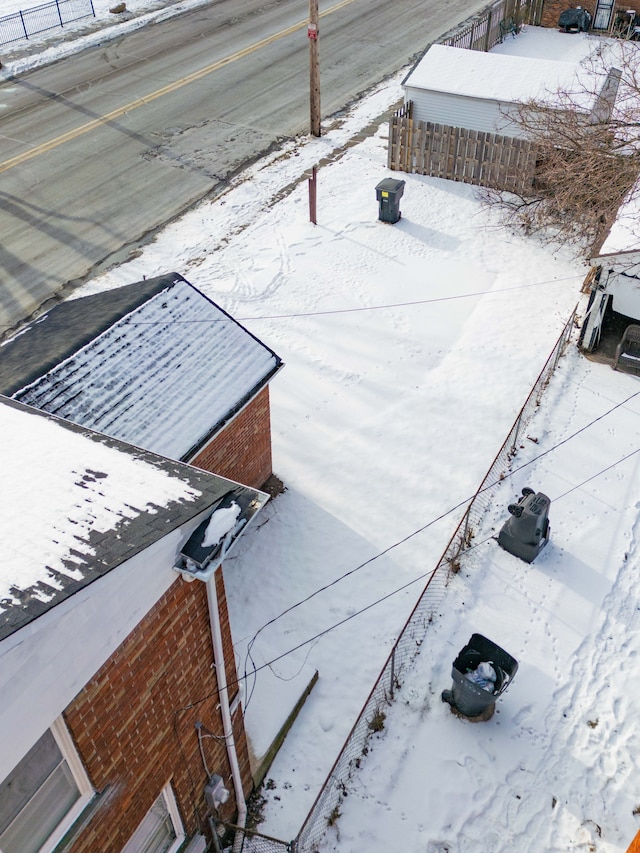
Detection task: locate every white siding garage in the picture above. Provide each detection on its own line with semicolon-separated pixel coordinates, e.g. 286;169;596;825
403;44;597;138
406;87;514;135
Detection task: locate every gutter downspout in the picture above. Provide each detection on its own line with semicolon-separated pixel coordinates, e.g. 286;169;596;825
176;493;268;845
205;571;247;851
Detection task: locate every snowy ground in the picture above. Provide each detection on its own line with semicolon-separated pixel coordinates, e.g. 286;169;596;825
4;10;640;852
319;352;640;853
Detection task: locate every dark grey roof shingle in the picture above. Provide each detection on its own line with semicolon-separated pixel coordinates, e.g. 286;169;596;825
0;273;283;460
0;397;267;642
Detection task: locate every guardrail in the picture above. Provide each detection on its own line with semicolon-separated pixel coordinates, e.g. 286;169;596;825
0;0;95;47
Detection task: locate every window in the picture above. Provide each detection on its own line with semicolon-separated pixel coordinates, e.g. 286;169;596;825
121;785;185;853
0;718;93;853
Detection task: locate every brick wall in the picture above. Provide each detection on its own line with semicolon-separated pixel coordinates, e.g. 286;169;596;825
540;1;597;28
538;0;640;29
64;568;251;852
606;3;640;27
190;387;274;489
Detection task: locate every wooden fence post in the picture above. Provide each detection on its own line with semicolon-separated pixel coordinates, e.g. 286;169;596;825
485;8;493;50
308;166;317;225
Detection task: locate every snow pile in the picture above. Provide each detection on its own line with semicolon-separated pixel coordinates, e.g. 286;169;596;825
203;501;241;548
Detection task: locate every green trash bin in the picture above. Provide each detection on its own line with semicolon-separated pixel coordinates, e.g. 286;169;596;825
375;178;405;223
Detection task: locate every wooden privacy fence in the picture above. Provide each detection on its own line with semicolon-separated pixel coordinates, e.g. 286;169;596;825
388;102;537;194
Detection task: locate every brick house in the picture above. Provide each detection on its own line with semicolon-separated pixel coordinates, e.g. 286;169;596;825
0;396;269;853
0;272;283;490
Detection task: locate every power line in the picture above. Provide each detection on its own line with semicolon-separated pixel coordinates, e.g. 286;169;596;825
178;433;640;718
103;274;584;326
3;275;581;331
228;389;640;710
243;388;640;659
234;276;584;321
236;440;640;701
553;446;640;501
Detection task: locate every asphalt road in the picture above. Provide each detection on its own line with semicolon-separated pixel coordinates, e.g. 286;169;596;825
0;0;486;334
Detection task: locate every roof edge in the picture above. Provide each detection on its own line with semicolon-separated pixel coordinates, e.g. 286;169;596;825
183;361;284;463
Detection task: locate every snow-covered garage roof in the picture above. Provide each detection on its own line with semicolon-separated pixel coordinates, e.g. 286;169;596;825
404;43;594;108
0;396;266;640
0;273;282;461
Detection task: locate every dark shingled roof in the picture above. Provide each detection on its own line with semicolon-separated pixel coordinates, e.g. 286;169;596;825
0;275;173;396
0;273;283;461
0;396;267;642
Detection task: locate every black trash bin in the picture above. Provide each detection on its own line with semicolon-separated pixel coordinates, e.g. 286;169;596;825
442;633;518;719
498;488;550;564
375;178;405;223
558;6;591;31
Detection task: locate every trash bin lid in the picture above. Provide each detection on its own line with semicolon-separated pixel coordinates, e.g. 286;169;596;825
523;493;549;517
453;633;518;679
375;178;406;195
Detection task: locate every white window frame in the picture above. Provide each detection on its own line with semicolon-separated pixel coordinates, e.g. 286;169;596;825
161;785;186;853
41;717;94;853
121;783;185;853
0;716;94;853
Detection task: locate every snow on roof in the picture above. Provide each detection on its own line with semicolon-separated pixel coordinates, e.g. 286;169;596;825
404;43;594;108
5;275;282;460
0;396;244;639
597;173;640;256
203;501;242;547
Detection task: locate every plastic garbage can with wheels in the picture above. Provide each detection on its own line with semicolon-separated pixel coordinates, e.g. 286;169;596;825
375;178;405;223
498;488;550;563
442;633;518;720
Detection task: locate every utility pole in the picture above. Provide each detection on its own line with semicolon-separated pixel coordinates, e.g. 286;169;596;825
308;0;320;137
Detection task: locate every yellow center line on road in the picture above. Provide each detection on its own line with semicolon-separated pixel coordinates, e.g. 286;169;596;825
0;0;358;174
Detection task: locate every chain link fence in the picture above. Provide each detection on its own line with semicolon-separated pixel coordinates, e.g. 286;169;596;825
226;6;575;850
214;822;294;853
458;304;577;548
294;307;577;852
0;0;95;46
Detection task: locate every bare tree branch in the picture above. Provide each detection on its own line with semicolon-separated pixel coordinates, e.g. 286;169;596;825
483;40;640;250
